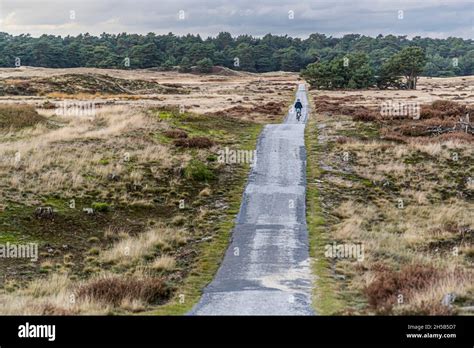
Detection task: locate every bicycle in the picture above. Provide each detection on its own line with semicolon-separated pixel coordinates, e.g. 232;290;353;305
296;108;302;121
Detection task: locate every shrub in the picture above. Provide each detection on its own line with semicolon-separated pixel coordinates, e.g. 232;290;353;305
196;58;213;73
336;136;350;144
184;160;215;182
437;132;473;143
352;110;378;122
174;136;214;148
420;107;444;120
77;275;172;306
364;264;438;312
431;100;467;117
314;97;379;122
92;202;111;212
301;53;375;89
163;129;188;139
421;100;467;119
0;104;46;129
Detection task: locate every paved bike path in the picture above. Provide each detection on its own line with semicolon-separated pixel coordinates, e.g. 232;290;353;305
190;84;313;315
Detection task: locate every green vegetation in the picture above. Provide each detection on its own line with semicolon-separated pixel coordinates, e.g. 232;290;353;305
196;58;213;73
184;160;215;182
377;47;427;89
0;32;471;76
149;134;261;315
91;202;111;212
305;96;346;314
301;53;375;90
301;47;427;90
0;97;267;314
308;91;473;315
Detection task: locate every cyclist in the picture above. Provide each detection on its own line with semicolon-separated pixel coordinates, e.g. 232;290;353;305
294;99;303;121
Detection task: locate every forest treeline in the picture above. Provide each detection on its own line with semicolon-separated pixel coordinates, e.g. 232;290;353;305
0;32;472;76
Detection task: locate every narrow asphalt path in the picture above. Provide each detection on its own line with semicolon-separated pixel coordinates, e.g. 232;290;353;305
190;84;313;315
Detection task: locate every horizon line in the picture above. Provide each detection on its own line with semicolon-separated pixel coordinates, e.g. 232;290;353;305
0;31;473;41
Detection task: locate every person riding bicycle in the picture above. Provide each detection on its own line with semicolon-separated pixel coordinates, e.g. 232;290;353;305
294;99;303;119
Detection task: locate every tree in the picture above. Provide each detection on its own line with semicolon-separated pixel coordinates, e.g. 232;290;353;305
301;61;332;89
301;53;374;90
231;43;256;71
85;46;118;68
161;57;176;71
215;32;233;50
178;56;192;73
253;45;276;72
376;59;403;89
129;43;162;68
279;47;301;72
196;58;213;73
0;32;470;78
459;50;474;76
384;47;426;89
351;63;375;89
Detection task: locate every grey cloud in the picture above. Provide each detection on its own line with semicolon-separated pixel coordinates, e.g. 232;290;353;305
0;0;472;38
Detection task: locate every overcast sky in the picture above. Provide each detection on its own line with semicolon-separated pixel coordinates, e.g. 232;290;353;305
0;0;472;39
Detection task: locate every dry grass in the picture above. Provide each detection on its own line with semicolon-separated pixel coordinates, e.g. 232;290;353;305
150;255;176;272
0;270;172;314
334;197;472;250
0;273;107;315
198;187;212;197
0;67;298;118
101;225;186;264
76;274;171;306
0;68;295;315
394;267;473;315
310;88;473;315
0;105;177;202
0;104;46;129
408;139;473;157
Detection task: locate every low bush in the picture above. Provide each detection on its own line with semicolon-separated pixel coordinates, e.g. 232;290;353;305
163;129;188;139
420;100;469;119
77;275;172;306
184;160;215;182
364;264;438;312
0;104;46;129
91;202;111;212
174;136;214;148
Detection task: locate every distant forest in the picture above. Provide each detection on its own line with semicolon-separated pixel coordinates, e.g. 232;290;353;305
0;32;472;76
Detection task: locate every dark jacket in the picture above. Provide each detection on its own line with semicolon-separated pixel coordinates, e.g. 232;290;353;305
295;101;303;109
